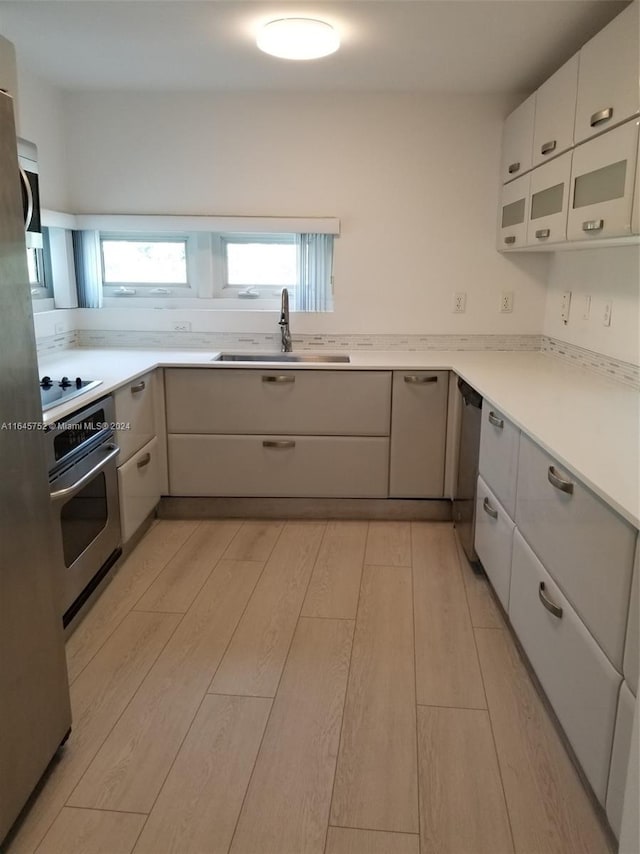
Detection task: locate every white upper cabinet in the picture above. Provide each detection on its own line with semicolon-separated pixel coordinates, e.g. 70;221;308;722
500;93;536;183
574;1;640;144
497;173;530;250
527;151;572;245
533;54;579;167
567;118;640;241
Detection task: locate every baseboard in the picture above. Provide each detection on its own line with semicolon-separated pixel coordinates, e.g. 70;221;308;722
158;496;453;521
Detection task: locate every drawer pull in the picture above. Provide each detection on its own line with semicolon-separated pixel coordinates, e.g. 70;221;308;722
263;440;296;449
507;162;520;174
482;497;498;520
539;582;563;619
404;375;438;384
582;219;604;232
540;140;557;155
136;453;151;469
504;235;516;245
262;375;295;384
590;107;613;128
488;411;504;429
535;228;550;240
131;381;146;394
547;466;574;495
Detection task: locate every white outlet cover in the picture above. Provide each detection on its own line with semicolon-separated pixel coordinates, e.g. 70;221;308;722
583;295;591;320
452;292;466;313
603;302;612;327
560;291;571;323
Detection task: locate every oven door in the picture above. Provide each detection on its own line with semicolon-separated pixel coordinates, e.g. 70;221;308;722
50;442;121;625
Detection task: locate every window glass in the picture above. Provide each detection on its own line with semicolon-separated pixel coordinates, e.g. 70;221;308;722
501;198;525;228
101;238;188;285
225;237;297;288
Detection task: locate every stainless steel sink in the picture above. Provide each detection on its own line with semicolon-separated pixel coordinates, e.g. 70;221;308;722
213;353;351;363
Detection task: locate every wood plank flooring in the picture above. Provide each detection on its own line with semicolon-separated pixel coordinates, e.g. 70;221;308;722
5;519;613;854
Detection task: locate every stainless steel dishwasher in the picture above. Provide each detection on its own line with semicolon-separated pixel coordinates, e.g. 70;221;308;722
453;378;483;567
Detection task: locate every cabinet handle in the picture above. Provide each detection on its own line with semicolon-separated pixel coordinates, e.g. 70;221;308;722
262;375;295;384
504;235;516;245
262;440;296;449
590;107;613;128
136;453;151;469
540;140;557;155
547;465;574;495
488;411;504;429
582;219;604;232
404;375;438;384
131;381;146;394
482;497;498;519
508;162;520;174
539;582;563;619
535;228;550;240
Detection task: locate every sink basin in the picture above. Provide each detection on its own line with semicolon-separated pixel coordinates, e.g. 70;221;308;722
214;353;351;364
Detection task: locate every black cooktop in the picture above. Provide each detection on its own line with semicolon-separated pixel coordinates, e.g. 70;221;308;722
40;376;103;412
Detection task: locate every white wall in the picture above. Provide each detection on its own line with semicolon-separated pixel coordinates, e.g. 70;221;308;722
61;90;549;336
544;246;640;365
15;65;70;212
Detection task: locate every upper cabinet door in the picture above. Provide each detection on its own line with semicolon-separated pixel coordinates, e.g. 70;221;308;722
497;173;530;250
500;93;536;183
567;118;639;241
533;54;579;167
527;151;572;245
574;1;640;144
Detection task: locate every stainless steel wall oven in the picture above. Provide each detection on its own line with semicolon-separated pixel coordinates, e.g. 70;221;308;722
47;396;122;627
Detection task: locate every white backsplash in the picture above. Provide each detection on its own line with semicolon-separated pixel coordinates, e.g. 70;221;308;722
34;328;639;389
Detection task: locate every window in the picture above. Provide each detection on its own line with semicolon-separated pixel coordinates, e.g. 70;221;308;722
68;215;339;310
100;235;190;294
221;234;297;297
28;229;53;301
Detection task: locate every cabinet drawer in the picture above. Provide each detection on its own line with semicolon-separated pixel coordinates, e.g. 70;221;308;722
574;1;640;144
474;476;514;610
624;541;639;695
509;530;621;803
168;435;389;498
114;371;156;464
118;437;161;544
389;370;448;498
478;403;519;518
165;369;391;436
606;681;636;839
500;93;535;183
526;151;572;246
567;118;639;241
532;54;578;168
497;173;530;250
515;433;636;667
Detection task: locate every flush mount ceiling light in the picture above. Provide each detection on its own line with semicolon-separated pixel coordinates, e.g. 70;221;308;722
256;18;340;60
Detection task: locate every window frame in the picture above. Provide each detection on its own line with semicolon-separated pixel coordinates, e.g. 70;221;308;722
99;232;197;298
215;232;298;299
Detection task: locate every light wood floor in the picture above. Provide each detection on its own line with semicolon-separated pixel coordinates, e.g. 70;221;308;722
6;519;614;854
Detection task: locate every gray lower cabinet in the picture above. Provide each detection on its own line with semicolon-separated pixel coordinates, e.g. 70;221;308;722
165;368;395;498
606;681;636;838
389;370;448;497
168;435;389;498
509;530;621;803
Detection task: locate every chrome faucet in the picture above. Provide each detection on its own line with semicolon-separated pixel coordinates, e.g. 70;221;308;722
279;288;292;352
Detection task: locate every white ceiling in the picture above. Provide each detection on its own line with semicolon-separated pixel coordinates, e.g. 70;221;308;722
0;1;629;94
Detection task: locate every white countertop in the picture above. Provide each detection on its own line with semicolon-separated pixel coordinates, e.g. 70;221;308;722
39;348;640;528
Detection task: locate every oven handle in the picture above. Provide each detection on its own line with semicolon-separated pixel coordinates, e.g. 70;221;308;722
50;443;120;503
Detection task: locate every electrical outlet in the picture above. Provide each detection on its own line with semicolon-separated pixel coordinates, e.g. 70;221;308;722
172;321;192;332
500;292;513;313
603;302;612;327
452;292;466;313
560;291;571;324
582;295;592;320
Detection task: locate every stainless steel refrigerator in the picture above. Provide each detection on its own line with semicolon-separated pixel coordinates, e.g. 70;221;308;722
0;90;71;843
